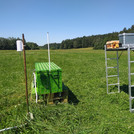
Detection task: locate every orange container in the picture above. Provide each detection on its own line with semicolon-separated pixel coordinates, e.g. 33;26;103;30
106;40;119;49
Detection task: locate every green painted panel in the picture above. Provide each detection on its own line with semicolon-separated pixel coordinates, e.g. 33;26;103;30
32;62;62;95
35;62;61;72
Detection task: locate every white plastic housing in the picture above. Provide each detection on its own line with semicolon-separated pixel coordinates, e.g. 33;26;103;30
16;40;23;51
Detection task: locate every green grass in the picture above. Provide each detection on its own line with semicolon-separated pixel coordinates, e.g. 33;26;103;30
1;48;134;133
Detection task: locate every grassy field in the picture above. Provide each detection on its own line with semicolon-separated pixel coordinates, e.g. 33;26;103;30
1;48;134;133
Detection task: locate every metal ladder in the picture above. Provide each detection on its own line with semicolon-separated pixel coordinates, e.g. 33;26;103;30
105;45;120;94
128;46;134;112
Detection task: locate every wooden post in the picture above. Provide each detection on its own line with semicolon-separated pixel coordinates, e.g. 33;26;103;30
22;34;29;113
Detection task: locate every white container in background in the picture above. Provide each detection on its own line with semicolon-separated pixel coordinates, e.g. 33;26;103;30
16;40;23;51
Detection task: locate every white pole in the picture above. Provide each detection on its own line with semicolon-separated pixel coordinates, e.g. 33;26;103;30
33;72;38;103
0;124;26;133
47;32;51;72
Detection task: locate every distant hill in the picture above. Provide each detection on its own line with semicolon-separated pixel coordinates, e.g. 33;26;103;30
42;24;134;50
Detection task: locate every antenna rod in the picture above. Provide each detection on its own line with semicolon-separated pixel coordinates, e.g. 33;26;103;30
47;32;51;72
22;34;29;113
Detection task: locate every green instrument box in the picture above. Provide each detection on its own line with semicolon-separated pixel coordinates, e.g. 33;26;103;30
32;62;62;95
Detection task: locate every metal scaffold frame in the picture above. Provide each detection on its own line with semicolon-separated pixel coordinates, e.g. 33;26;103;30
105;45;120;94
105;45;134;112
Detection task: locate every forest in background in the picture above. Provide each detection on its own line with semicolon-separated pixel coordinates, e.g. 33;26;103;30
1;25;134;50
0;37;38;50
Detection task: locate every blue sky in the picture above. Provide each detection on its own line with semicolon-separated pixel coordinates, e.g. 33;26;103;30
0;0;134;46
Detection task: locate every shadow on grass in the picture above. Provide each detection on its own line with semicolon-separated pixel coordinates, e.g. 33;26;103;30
120;84;129;94
120;84;134;108
120;84;134;96
63;83;79;105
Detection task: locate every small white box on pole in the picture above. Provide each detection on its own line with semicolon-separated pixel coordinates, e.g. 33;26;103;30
16;40;23;51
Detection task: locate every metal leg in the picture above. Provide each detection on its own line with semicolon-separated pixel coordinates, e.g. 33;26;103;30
105;45;109;94
117;51;120;93
128;46;132;112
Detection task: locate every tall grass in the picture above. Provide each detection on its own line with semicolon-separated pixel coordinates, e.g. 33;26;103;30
1;48;134;133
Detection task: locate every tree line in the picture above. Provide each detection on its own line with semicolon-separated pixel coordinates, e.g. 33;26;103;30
40;43;61;50
1;25;134;50
43;25;134;50
0;37;39;50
